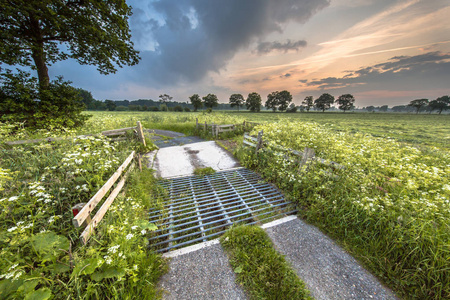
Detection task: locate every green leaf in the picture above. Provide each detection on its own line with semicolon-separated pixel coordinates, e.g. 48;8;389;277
234;266;243;274
0;279;23;299
24;287;51;300
48;262;70;274
137;220;158;231
30;231;70;262
91;266;126;282
72;258;102;276
18;279;40;294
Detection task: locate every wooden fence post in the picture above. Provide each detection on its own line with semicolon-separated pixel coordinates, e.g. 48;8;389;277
255;130;263;153
204;121;207;131
299;147;315;171
196;118;198;129
136;121;146;146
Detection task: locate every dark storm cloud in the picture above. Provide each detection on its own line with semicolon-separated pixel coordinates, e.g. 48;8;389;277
308;52;450;90
256;39;307;54
298;79;308;83
127;0;330;86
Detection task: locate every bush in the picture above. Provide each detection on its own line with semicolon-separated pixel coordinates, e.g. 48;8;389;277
149;106;159;111
173;105;183;112
0;70;88;130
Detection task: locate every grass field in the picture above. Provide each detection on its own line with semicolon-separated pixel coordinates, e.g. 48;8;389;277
1;110;449;299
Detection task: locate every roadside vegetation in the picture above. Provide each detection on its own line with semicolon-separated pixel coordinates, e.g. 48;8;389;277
235;121;449;299
0;123;166;299
221;225;312;300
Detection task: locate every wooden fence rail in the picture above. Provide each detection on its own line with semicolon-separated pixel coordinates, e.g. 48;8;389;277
5;121;146;146
196;118;262;138
72;151;136;244
243;131;344;177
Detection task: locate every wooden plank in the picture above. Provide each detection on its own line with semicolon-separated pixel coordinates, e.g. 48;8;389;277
109;137;127;142
80;168;127;244
243;140;257;147
102;131;127;137
101;127;136;135
72;151;135;227
299;147;315;171
5;136;64;145
136;121;146;146
244;134;258;142
314;157;345;169
255;130;263;153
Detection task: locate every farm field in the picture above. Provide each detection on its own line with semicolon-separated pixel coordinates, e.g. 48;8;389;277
1;111;449;299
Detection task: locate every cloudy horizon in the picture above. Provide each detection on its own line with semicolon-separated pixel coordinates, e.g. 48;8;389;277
46;0;449;107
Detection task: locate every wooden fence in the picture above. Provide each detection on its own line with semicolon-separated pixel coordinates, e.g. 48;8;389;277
243;130;344;177
5;121;146;146
196;118;261;138
72;151;136;244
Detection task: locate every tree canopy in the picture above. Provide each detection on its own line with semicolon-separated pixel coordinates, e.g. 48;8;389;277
408;99;429;114
265;90;292;112
202;93;219;109
189;94;203;111
429;95;450;114
336;94;355;112
0;0;140;90
302;96;314;112
246;92;262;112
159;94;173;103
229;94;244;111
314;93;334;112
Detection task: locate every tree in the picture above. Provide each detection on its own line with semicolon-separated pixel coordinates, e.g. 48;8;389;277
366;106;375;112
302;96;314;112
408;99;429;114
229;94;245;111
286;103;297;113
265;91;279;112
189;94;203;112
277;90;293;111
0;0;139;92
105;100;116;111
314;93;334;112
336;94;355;113
265;90;292;112
159;94;173;103
379;105;388;112
429;95;450;114
202;94;219;110
246;92;262;112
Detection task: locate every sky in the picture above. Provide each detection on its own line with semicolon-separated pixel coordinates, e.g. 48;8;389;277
49;0;450;107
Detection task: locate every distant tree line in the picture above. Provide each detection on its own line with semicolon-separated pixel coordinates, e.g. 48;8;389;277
78;87;450;114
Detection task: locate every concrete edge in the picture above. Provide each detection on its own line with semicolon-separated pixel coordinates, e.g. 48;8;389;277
261;215;298;229
162;239;220;258
162;215;298;258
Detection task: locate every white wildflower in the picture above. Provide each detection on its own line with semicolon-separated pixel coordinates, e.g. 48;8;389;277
126;233;134;240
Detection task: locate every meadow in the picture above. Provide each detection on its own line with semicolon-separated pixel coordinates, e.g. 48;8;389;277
1;110;449;299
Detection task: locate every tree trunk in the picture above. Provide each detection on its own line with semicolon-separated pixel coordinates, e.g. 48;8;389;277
32;45;50;91
30;17;50;91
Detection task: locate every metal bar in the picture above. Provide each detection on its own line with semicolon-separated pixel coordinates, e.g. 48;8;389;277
190;178;207;242
235;169;275;209
151;192;283;227
149;200;290;241
204;175;232;225
157;168;256;186
148;185;276;218
148;187;280;222
153;207;297;252
168;180;174;248
151;195;286;234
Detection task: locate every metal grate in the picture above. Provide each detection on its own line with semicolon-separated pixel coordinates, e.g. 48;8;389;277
148;168;296;253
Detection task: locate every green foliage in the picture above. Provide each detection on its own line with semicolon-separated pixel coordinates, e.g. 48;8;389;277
237;121;450;299
286;103;297;113
189;94;203;112
203;93;219;110
408;99;429;114
221;225;312;300
229;94;245;111
335;94;355;112
265;90;292;112
429;95;449;114
193;167;216;176
158;94;173;103
0;70;88;129
314;93;335;112
302;96;314;112
246;92;262;112
0;0;139;87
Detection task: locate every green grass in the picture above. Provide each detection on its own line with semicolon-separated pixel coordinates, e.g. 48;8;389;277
221;225;312;300
193;167;216;176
